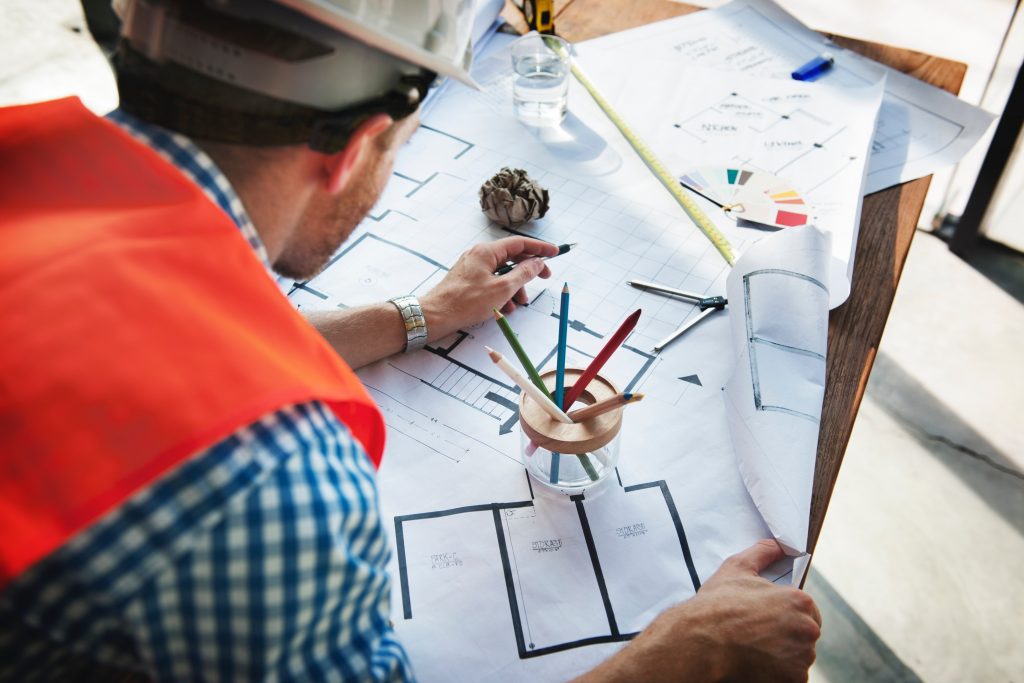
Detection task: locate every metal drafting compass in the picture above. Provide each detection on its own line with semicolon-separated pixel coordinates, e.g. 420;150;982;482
627;280;728;353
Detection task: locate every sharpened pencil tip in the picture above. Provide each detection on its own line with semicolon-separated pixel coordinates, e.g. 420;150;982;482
630;393;645;401
484;346;499;361
562;282;569;293
492;308;502;319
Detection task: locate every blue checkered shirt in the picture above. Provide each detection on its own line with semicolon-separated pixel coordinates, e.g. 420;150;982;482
0;111;414;682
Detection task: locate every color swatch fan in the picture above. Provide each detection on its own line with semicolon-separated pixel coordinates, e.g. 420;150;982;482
678;166;811;229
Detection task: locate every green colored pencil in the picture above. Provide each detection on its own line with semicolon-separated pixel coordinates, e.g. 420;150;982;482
492;309;553;401
494;309;599;482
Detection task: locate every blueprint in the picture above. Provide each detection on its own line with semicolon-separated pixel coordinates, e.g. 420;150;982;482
616;64;882;306
576;0;994;196
285;24;826;683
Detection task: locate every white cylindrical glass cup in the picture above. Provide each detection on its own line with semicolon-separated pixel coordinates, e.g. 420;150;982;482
510;32;571;127
520;369;623;496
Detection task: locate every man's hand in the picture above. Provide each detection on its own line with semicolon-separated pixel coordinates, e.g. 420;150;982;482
420;236;560;340
305;237;559;369
577;540;821;683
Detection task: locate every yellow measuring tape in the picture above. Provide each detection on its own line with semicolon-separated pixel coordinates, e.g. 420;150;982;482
550;41;736;265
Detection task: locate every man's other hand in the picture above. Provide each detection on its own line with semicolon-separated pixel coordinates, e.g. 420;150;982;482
576;540;821;683
421;237;560;340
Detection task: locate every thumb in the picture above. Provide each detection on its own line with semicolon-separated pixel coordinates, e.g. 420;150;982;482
504;257;545;293
722;539;785;576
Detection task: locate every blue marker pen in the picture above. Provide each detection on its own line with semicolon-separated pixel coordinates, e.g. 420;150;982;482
792;53;834;81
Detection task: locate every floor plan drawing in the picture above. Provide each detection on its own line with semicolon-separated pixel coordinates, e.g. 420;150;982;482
577;0;994;196
395;471;701;659
290;232;449;310
289;82;778;680
607;63;880;305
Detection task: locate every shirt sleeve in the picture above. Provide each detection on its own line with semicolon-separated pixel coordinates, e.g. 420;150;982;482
125;401;415;682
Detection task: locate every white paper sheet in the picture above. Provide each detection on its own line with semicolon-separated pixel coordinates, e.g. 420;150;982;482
614;63;882;306
724;226;832;556
575;0;995;195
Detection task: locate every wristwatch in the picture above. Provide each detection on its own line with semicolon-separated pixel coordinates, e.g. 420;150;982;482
388;295;428;353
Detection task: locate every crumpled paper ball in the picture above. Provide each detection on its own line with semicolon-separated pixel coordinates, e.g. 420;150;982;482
478;167;550;228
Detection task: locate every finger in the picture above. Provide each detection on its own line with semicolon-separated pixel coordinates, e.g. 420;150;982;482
491;236;560;262
724;539;786;576
503;257;546;294
500;259;551;278
500;300;517;314
512;287;529;305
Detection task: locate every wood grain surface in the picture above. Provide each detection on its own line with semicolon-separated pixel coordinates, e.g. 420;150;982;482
520;369;622;454
503;0;967;553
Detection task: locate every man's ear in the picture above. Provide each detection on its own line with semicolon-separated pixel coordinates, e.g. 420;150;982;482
322;113;393;195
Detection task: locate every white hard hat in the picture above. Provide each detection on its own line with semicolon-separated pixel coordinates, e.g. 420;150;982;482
115;0;481;111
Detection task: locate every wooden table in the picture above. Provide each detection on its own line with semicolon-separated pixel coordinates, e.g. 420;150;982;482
504;0;967;555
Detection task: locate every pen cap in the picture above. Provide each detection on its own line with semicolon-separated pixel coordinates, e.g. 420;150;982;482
520;369;622;454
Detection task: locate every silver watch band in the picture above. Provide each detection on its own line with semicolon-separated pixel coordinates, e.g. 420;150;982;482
388;295;428;353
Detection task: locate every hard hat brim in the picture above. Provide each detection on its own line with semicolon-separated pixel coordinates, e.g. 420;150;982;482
276;0;483;91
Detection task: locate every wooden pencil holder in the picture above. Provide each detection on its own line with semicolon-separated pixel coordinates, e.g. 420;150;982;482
520;369;623;495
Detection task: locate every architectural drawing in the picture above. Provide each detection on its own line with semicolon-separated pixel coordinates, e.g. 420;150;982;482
288;92;768;679
395;471;701;658
743;268;828;422
673;90;861;197
579;0;993;194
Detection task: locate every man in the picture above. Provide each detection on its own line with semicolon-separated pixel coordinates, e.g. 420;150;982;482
0;1;820;680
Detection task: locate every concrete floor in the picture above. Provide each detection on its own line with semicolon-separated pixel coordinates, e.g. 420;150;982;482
2;2;1022;681
807;231;1024;682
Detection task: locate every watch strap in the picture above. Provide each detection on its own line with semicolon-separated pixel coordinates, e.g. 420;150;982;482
388;295;428;353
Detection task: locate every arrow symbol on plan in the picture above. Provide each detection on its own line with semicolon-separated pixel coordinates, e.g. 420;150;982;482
499;413;519;435
679;374;703;387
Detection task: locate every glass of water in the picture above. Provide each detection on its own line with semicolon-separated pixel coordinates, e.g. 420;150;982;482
511;32;571;127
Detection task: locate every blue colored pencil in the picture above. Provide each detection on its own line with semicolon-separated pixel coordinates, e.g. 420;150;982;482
551;283;569;483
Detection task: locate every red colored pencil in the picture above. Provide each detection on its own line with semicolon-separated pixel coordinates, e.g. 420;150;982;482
562;309;641;409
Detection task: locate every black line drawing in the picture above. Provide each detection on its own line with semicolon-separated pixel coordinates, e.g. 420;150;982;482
419;123;476;159
669;2;967;178
394;475;701;659
743;268;828;422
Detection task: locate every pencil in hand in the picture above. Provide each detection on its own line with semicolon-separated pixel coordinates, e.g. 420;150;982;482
494;243;577;276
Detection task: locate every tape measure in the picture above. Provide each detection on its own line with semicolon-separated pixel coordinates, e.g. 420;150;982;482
547;40;736;266
516;0;555;34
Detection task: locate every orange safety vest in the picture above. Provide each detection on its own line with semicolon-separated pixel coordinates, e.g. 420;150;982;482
0;98;385;589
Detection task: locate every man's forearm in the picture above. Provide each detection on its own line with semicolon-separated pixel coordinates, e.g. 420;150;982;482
304;237;560;369
304;304;408;369
304;292;459;369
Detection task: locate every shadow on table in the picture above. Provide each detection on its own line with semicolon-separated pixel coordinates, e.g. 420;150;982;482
528;111;623;176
